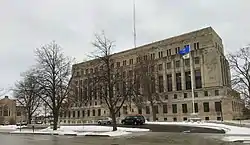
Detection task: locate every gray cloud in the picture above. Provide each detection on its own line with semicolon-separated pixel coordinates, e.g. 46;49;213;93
0;0;249;96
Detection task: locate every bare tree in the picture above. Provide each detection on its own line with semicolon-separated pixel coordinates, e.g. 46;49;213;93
132;55;164;121
34;41;74;130
91;32;131;131
13;69;42;124
228;45;250;105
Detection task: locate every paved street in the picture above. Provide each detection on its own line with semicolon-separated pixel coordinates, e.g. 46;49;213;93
0;132;243;145
60;124;225;134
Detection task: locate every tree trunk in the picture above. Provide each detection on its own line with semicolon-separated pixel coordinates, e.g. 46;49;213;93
28;113;32;124
150;102;156;121
53;110;59;130
111;109;117;131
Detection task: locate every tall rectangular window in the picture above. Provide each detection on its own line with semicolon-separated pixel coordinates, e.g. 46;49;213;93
146;106;150;114
98;109;101;116
123;60;127;66
195;70;202;88
150;53;155;60
175;60;180;68
172;104;177;114
215;90;219;96
203;102;210;112
176;73;182;91
158;64;163;71
92;110;96;116
194;103;198;113
163;105;168;113
215;102;222;112
87;110;90;116
158;75;164;93
77;111;80;118
182;104;188;113
154;105;159;114
194;42;200;49
129;59;133;64
194;57;200;64
185;71;191;90
167;74;172;91
82;110;85;117
185;59;190;66
167;62;171;69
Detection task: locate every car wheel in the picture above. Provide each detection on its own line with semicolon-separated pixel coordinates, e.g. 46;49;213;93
98;122;101;125
107;121;111;125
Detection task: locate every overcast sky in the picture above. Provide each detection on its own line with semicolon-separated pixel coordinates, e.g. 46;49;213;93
0;0;249;97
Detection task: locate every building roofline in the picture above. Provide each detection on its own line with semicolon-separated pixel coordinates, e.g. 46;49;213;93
74;26;216;66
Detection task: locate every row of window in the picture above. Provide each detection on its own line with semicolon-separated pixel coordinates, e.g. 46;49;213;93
153;116;222;122
63;101;222;118
75;42;201;76
143;101;222;114
61;109;104;118
74;69;203;101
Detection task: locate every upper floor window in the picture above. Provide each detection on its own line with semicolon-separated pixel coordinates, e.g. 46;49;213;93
194;57;200;64
158;51;163;58
175;47;180;54
123;60;127;66
215;90;219;96
167;49;171;56
143;55;148;60
175;60;180;68
194;42;200;49
150;53;155;60
116;62;120;68
129;59;133;65
158;64;163;71
167;62;171;69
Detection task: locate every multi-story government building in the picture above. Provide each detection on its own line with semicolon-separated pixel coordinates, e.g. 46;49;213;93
60;27;244;124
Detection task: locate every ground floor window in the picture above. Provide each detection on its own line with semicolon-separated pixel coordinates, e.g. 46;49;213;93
183;117;187;121
217;117;221;121
173;117;177;122
164;118;167;121
205;117;209;120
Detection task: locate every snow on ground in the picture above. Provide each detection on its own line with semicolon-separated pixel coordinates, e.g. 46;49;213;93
0;125;27;130
11;125;149;137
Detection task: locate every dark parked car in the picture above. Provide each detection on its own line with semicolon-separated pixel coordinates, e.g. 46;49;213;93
121;115;145;125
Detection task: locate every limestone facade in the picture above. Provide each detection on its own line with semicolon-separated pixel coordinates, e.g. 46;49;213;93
60;27;244;124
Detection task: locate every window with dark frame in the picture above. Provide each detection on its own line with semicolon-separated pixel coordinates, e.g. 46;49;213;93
175;60;180;67
203;102;210;112
172;104;177;113
182;104;188;113
163;104;168;113
146;106;150;114
194;57;200;64
176;73;182;91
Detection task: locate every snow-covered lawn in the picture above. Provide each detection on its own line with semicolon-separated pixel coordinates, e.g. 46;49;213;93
11;125;150;137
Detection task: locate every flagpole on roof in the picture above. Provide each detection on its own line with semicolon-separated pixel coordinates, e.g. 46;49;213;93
133;0;137;48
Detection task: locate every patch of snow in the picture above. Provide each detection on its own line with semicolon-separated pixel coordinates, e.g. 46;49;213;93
0;125;26;130
55;125;149;132
78;131;131;137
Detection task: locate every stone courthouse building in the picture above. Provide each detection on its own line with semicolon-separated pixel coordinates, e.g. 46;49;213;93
60;27;244;124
